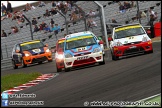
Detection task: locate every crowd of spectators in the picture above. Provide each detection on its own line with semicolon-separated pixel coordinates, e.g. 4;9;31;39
11;26;19;33
1;1;160;38
148;8;158;20
2;1;100;37
1;30;7;37
38;1;46;7
1;1;13;16
87;18;97;31
118;1;133;13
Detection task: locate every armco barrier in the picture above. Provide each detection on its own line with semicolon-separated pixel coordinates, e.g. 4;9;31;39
1;58;13;70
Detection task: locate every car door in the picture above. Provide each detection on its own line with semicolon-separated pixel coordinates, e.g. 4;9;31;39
12;44;22;64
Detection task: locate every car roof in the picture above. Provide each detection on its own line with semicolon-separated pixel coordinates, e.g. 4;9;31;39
114;23;142;29
15;39;41;45
65;31;94;39
57;38;65;44
58;38;65;41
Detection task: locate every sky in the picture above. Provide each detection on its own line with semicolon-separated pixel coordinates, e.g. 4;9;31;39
1;1;38;8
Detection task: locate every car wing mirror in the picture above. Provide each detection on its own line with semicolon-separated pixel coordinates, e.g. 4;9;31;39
108;37;113;41
99;41;103;44
146;30;151;34
16;50;20;53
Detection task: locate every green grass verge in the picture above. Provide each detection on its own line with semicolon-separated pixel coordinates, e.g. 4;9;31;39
138;95;161;107
125;95;161;107
1;72;41;92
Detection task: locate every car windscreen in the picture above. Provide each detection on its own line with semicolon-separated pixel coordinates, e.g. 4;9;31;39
58;42;64;50
20;41;44;51
65;35;96;50
114;26;145;39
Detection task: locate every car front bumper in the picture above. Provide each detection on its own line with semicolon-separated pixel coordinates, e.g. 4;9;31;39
64;51;104;68
113;41;153;57
23;52;52;64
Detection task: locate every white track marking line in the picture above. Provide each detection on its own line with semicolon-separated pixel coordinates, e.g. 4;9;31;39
137;93;161;102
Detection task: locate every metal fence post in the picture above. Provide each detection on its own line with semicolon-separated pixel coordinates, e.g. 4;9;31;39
94;1;109;49
22;14;33;40
136;1;141;24
56;10;68;34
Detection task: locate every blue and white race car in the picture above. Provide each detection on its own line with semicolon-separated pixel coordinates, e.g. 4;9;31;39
63;31;105;72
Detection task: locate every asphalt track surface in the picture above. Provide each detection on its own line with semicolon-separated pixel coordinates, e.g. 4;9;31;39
1;42;161;107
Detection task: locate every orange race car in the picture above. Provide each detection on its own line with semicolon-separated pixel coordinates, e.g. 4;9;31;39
55;38;65;72
11;40;53;69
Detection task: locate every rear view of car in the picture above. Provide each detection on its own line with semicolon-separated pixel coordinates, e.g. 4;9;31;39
109;23;153;60
63;31;105;72
12;40;53;69
55;38;65;72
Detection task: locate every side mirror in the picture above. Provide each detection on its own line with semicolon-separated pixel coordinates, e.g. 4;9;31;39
99;41;103;44
16;50;20;53
45;44;48;47
146;30;151;34
108;37;113;41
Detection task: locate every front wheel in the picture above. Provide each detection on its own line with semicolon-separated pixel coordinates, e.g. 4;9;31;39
111;51;119;61
48;59;53;62
56;64;62;72
150;49;153;53
22;59;27;68
145;49;153;54
99;55;105;65
64;67;71;72
38;61;43;64
12;60;18;69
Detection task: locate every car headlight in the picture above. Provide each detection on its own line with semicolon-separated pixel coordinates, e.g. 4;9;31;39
56;54;64;59
46;49;50;52
93;48;100;53
114;41;123;46
65;53;73;58
25;53;30;57
142;36;149;42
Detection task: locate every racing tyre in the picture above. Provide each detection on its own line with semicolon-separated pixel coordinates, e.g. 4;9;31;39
57;67;62;72
22;59;27;68
99;56;105;65
56;64;62;72
12;60;18;69
148;49;153;53
48;59;53;62
145;49;153;54
150;50;153;53
64;67;70;72
111;52;119;61
38;61;43;64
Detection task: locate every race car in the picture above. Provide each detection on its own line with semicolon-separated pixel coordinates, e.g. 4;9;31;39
109;23;153;60
63;31;105;72
55;38;65;72
11;40;53;69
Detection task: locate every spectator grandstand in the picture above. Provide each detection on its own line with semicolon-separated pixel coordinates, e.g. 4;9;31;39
1;1;161;70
